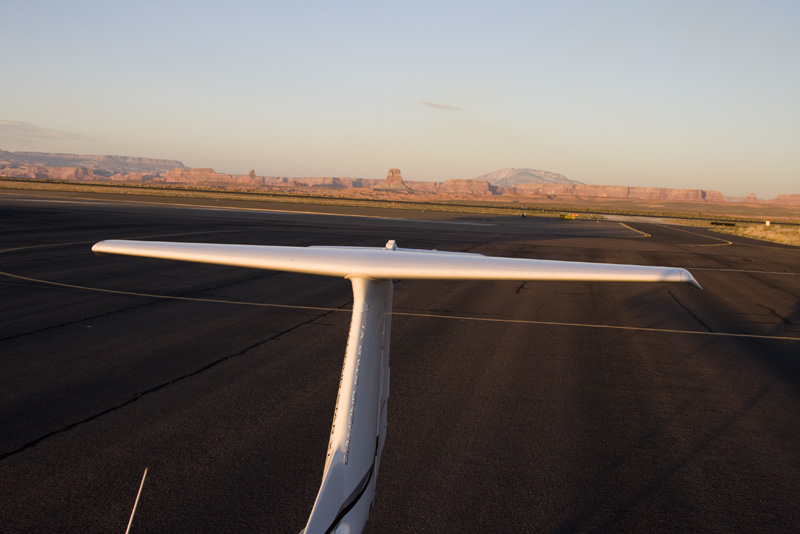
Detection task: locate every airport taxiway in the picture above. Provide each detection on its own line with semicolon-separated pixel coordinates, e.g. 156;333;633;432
1;191;799;532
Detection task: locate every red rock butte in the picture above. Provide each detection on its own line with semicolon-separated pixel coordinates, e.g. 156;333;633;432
386;169;403;183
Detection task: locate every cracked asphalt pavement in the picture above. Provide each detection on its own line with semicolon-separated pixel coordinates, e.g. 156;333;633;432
1;191;799;533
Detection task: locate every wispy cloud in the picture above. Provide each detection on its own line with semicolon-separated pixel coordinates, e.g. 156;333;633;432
0;120;87;144
418;101;463;111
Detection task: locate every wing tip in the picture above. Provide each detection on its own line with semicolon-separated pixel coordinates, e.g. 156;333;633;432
681;269;703;290
91;241;107;255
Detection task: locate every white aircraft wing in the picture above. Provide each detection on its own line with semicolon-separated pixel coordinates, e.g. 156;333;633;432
92;239;701;287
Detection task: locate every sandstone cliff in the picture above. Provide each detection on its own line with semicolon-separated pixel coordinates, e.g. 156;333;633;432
0;149;185;173
771;194;800;206
436;179;498;195
0;165;112;181
508;183;724;202
162;168;233;183
264;176;381;188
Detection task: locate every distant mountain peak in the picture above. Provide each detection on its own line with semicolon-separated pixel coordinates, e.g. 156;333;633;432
475;168;582;188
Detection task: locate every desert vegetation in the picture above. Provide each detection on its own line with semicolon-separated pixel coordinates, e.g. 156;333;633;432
710;223;800;247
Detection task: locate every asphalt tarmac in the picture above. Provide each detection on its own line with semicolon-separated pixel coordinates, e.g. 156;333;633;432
1;190;799;533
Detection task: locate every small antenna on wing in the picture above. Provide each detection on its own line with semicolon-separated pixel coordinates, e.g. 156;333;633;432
125;467;148;534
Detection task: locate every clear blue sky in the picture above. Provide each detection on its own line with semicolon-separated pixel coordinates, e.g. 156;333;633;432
2;0;798;198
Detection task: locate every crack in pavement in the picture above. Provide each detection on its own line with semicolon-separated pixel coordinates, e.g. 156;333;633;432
0;269;288;343
668;289;713;332
757;304;793;325
0;300;157;343
0;306;347;461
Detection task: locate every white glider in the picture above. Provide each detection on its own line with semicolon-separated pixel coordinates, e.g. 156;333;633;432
92;239;700;534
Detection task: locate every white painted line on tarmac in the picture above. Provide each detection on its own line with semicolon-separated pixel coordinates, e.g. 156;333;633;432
1;266;795;343
0;269;346;313
390;311;800;342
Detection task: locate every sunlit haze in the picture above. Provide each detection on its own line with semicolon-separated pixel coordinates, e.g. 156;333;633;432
2;1;798;198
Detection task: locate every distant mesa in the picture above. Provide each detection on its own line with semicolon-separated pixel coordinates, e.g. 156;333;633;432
1;149;797;205
437;179;496;195
475;168;583;188
0;148;185;173
499;182;724;202
772;194;800;206
163;168;231;183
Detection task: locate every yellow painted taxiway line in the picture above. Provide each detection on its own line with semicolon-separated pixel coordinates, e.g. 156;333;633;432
660;224;733;246
618;222;651;237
